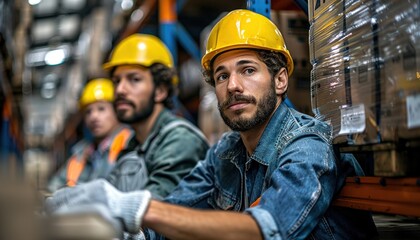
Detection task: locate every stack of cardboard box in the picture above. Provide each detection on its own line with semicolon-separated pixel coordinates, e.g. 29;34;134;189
309;0;420;175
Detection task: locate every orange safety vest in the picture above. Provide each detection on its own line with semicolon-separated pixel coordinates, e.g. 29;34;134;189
66;128;132;187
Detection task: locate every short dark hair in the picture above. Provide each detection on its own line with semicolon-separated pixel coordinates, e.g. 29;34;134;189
149;63;177;109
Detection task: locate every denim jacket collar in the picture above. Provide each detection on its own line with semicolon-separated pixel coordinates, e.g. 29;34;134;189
217;102;289;167
251;102;289;166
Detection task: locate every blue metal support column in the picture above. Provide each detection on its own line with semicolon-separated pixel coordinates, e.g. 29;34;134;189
159;0;200;123
1;101;23;175
247;0;271;18
159;0;178;65
159;0;202;64
176;23;201;62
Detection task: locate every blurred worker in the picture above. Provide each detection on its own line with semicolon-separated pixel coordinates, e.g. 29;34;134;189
47;10;378;239
48;78;133;193
103;34;209;197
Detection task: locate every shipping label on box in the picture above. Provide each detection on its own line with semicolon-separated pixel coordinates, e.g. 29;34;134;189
338;104;366;135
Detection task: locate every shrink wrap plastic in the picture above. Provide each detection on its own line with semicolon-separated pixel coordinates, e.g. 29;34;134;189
309;0;420;144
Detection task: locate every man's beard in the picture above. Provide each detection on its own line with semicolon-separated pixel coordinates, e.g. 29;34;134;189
115;92;155;124
218;82;277;132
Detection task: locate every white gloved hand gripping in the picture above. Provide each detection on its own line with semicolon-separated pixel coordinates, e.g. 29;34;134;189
46;179;151;233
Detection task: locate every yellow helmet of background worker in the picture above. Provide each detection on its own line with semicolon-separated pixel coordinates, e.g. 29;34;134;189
202;9;294;76
103;34;174;70
79;78;114;109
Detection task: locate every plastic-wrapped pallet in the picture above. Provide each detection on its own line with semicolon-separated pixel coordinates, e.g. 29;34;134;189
309;0;420;145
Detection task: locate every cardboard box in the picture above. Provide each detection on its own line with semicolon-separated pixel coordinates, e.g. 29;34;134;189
378;0;420;141
309;0;420;145
373;143;420;177
272;10;313;115
374;148;407;176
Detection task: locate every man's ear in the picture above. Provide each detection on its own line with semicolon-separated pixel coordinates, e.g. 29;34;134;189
275;68;288;96
154;84;168;103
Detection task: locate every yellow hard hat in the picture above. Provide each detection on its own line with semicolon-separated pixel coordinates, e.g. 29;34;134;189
79;78;114;108
103;34;174;70
202;9;294;76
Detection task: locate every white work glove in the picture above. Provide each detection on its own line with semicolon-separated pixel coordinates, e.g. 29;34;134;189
53;203;125;239
45;179;151;233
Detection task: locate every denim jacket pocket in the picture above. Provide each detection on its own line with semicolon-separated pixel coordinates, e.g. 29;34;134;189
208;184;239;211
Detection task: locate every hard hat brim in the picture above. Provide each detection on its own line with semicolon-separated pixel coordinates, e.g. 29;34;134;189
202;45;294;76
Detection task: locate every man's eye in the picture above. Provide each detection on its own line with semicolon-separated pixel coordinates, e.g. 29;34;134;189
244;68;255;75
112;78;120;85
129;76;141;83
216;74;228;82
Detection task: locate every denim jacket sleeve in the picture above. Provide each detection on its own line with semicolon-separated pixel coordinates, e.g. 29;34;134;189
144;125;209;199
246;131;337;240
142;146;219;240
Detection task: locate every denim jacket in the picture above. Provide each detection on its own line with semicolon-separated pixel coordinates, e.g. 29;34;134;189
145;103;377;239
109;109;209;198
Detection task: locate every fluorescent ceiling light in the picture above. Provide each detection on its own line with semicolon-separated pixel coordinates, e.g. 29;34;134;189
28;0;42;6
44;49;66;65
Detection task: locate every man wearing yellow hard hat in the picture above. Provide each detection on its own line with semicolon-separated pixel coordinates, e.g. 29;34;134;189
47;10;378;239
47;78;133;192
101;33;209;197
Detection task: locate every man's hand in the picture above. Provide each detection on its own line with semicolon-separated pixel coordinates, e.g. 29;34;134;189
45;179;151;233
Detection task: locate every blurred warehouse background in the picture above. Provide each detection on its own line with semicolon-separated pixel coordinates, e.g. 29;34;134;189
1;0;420;239
0;0;308;187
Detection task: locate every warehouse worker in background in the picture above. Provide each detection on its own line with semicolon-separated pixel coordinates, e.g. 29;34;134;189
103;34;209;197
47;78;133;193
47;10;378;239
